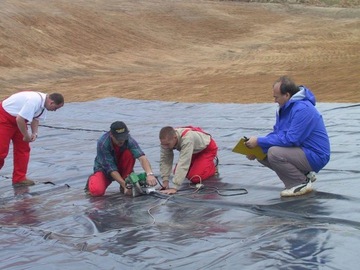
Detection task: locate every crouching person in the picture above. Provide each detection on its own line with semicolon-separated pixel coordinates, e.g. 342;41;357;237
85;121;157;196
245;76;330;197
159;126;219;195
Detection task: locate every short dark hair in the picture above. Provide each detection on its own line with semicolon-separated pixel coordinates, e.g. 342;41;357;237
49;93;64;105
159;126;175;139
274;76;299;97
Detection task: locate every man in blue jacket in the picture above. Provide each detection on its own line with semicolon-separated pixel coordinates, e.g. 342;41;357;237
245;76;330;197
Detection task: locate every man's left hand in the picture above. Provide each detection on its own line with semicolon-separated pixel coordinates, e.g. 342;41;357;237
245;136;258;148
146;175;157;186
160;188;177;195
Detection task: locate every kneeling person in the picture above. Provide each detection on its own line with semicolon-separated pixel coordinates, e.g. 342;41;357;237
159;126;218;195
86;121;157;196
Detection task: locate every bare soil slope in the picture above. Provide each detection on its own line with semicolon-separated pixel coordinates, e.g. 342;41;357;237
1;0;359;103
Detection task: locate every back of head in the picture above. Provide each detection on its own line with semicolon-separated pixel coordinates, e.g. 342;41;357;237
275;76;299;97
49;93;65;105
159;126;175;139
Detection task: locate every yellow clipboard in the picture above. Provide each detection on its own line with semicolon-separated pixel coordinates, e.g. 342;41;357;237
232;138;267;160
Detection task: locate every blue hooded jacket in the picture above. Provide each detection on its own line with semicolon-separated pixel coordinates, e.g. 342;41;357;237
257;86;330;172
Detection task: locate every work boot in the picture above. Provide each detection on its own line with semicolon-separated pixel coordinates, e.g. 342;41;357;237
214;156;219;175
13;179;35;187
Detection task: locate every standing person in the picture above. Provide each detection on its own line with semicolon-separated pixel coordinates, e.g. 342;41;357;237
159;126;218;195
245;76;330;197
0;91;64;187
85;121;157;197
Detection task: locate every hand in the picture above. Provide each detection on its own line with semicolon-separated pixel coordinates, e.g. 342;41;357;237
23;134;32;142
123;186;132;196
246;154;257;160
30;133;38;142
160;188;177;195
160;180;169;190
245;136;258;148
146;175;157;186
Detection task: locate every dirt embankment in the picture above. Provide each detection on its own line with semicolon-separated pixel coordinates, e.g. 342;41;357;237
1;0;359;103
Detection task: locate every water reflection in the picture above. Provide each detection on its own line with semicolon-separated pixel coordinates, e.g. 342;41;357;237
248;196;336;269
85;191;229;259
0;186;39;226
251;226;332;270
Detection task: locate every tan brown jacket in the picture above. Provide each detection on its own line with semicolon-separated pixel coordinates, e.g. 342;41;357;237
160;127;211;189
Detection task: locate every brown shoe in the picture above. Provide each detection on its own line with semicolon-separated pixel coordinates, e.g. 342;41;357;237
13;179;35;187
214;156;219;176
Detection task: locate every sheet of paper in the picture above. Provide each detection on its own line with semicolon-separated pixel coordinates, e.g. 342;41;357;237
232;138;267;160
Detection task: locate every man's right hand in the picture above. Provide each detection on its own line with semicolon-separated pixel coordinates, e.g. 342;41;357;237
246;154;257;160
160;180;169;190
123;186;132;196
23;133;32;142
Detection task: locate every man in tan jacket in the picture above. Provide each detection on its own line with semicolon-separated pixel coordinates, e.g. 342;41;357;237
159;126;218;194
